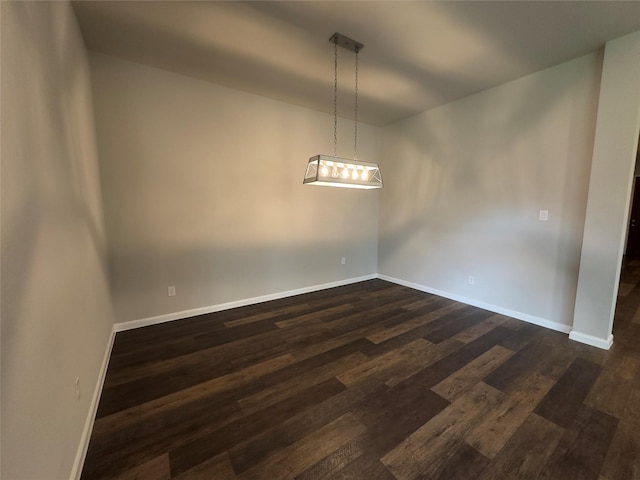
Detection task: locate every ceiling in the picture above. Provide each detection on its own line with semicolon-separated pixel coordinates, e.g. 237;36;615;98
72;1;640;126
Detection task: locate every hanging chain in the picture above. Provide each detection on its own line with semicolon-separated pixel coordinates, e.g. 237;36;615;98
333;39;338;158
354;48;359;160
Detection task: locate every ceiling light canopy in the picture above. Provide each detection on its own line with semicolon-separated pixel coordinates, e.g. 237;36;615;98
303;33;383;190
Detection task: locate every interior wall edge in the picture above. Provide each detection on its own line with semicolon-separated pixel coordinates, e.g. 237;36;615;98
572;30;640;342
69;326;117;480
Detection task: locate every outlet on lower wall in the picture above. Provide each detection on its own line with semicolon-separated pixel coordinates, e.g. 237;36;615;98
468;275;475;285
168;286;176;297
341;257;346;265
539;209;549;221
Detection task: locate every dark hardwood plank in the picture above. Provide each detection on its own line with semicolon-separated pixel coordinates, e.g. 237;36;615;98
465;372;555;458
624;365;640;425
449;313;508;344
295;438;366;480
533;330;584;381
84;392;243;479
392;325;516;392
477;413;564;480
172;452;236;480
168;378;346;476
237;352;367;415
424;308;494;344
431;442;490;480
384;337;464;387
431;344;514;401
497;322;544;351
226;376;384;475
351;379;450;436
235;412;366;480
599;417;640;480
534;356;601;428
365;301;465;344
584;343;640;418
381;382;503;480
538;405;618;480
112;454;171;480
484;335;555;391
336;338;433;386
325;455;397;480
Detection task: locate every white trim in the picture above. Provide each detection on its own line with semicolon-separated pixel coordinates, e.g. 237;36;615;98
377;274;572;334
569;330;614;350
115;275;378;332
70;326;116;480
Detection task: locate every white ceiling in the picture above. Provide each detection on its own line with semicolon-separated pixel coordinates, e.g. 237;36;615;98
72;1;640;126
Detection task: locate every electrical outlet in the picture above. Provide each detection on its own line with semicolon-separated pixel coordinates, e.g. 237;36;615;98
168;286;176;297
74;377;81;401
468;275;475;285
539;210;549;221
341;257;346;265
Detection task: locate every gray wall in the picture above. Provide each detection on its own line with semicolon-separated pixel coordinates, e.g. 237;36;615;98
379;53;602;329
1;3;114;479
89;54;380;323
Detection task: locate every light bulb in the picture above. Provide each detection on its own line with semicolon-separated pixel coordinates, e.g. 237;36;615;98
332;168;339;177
360;170;368;181
351;169;359;180
341;168;349;179
320;165;329;176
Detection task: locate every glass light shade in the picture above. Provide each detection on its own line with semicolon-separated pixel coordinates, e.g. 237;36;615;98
303;155;383;189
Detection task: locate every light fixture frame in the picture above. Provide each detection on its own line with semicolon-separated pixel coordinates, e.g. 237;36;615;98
303;33;383;190
303;155;383;189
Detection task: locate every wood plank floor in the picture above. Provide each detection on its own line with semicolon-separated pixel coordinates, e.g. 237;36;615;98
81;260;640;479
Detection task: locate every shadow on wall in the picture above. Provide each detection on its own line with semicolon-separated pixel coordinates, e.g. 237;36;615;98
2;1;113;346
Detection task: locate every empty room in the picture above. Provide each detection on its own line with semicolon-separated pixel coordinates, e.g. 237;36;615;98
3;1;640;479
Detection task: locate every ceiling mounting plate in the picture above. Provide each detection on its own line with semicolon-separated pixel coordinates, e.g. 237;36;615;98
329;33;364;53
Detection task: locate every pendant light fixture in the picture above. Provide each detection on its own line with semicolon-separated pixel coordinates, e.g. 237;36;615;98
303;33;383;189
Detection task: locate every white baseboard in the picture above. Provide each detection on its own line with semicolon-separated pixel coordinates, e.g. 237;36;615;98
569;330;614;350
70;326;116;480
115;274;378;332
377;274;572;334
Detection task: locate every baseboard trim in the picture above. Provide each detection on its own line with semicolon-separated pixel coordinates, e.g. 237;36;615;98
377;274;572;334
115;274;378;332
568;330;614;350
70;326;116;480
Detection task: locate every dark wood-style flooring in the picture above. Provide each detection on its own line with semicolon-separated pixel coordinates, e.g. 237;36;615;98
81;261;640;479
